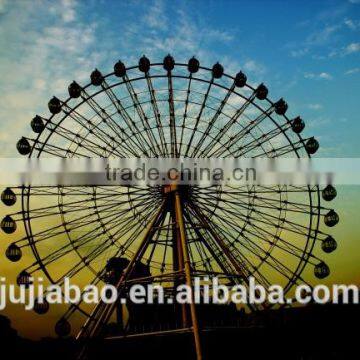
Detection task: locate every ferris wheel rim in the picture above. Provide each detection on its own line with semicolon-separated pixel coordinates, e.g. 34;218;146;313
23;60;310;159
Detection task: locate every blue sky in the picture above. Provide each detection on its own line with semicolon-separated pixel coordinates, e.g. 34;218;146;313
0;0;359;157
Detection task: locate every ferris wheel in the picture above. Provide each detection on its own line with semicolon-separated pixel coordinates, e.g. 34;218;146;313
1;55;339;359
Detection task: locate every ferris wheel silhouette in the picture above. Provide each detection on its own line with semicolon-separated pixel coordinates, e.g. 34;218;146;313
1;55;338;359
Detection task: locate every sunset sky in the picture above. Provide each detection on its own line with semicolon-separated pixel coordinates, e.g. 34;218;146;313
0;0;359;339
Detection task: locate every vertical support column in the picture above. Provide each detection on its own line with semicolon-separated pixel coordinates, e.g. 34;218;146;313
174;189;203;360
171;205;188;328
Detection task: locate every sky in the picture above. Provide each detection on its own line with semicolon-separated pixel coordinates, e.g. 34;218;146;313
0;0;359;339
0;0;359;158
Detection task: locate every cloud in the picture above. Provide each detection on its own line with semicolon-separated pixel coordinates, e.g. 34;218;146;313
344;42;360;54
290;48;309;58
345;67;360;75
344;18;360;30
206;29;234;43
143;0;168;30
243;60;266;75
61;0;77;23
325;41;360;58
48;0;77;23
289;16;346;58
0;0;102;156
304;72;333;80
118;4;235;66
288;4;359;61
306;25;341;46
306;116;330;129
318;72;333;80
349;0;360;3
307;103;323;110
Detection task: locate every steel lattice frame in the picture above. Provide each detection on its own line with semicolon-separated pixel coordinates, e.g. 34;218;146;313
1;56;339;359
